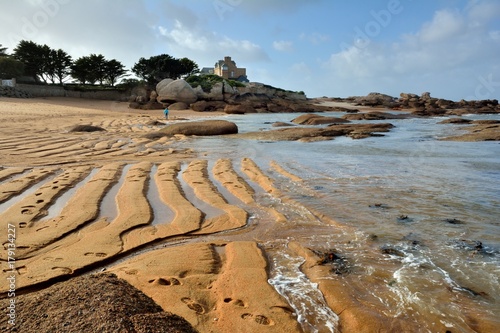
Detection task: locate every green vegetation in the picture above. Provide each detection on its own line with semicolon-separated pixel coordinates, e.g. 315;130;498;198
2;40;199;88
0;44;7;56
12;40;73;84
186;74;245;92
262;83;304;95
0;56;25;79
71;54;127;86
132;54;198;86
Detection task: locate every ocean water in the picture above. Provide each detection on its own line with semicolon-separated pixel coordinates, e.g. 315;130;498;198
176;112;500;332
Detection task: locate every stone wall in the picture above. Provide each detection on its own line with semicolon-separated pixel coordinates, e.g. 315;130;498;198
65;89;126;100
14;84;128;100
17;84;65;97
0;86;32;98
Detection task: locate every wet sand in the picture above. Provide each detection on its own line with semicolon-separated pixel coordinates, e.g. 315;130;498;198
0;97;492;332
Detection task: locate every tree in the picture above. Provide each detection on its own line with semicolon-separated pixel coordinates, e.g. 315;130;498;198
104;59;128;86
50;49;73;85
132;54;199;86
88;54;107;85
13;40;43;81
0;57;25;79
0;44;8;56
38;44;53;83
72;54;127;86
179;57;199;77
71;56;94;84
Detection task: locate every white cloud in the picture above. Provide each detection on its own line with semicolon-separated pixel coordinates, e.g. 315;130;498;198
418;9;465;43
273;40;293;52
299;32;330;45
158;19;269;67
158;20;210;52
320;3;500;99
467;0;500;22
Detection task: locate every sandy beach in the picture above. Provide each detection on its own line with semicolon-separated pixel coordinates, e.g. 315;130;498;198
0;97;309;332
0;97;496;332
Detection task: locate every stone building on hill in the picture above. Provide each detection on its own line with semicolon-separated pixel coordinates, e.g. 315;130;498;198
201;56;248;82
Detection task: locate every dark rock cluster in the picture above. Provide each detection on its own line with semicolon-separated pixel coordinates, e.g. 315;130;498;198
327;92;499;116
0;85;32;98
399;92;499;116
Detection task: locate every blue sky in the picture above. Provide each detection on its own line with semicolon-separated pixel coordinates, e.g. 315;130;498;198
1;0;499;100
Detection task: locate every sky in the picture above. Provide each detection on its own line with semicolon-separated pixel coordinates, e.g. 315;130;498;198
1;0;500;100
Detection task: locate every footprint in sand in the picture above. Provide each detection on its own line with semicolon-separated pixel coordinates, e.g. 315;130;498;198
51;267;72;274
181;297;205;314
241;313;273;326
148;277;181;286
223;298;246;307
84;252;108;257
21;206;36;215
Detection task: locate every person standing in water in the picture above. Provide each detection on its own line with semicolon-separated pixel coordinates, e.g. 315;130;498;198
163;107;169;120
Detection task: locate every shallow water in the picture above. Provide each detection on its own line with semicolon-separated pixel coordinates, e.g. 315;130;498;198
148;164;175;225
175;112;500;332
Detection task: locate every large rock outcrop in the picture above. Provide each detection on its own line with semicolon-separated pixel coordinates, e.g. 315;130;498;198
342;111;410;120
191;100;227;112
155;78;174;94
350;92;399;108
399;92;499;115
236;123;394;142
193;81;236;101
291;114;350;125
147;120;238;138
442;119;500;141
157;79;198;104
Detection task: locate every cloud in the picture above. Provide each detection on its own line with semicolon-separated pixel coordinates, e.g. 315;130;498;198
237;0;325;14
273;40;293;52
158;19;269;66
467;0;500;22
418;9;465;43
299;32;330;45
0;0;159;68
320;2;500;99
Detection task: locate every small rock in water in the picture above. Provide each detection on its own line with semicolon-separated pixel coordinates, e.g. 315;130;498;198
402;233;422;246
369;203;390;209
397;215;413;222
313;249;350;275
451;239;492;255
380;245;405;257
444;218;464;225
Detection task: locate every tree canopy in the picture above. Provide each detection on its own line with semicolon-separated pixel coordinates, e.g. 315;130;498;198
132;54;199;85
12;40;43;80
0;44;7;56
12;40;73;84
71;54;127;86
5;40;199;87
50;49;73;84
0;57;25;79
